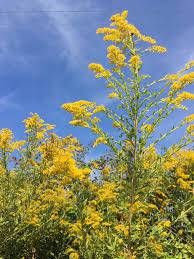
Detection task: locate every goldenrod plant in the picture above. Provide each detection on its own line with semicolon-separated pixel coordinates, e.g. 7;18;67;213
62;10;194;258
0;10;193;259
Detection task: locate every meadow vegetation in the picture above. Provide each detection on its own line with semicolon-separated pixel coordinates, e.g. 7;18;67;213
0;10;193;259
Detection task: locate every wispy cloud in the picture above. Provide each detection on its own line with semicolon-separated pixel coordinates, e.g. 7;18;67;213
36;0;100;66
0;0;101;69
37;0;81;61
0;92;20;112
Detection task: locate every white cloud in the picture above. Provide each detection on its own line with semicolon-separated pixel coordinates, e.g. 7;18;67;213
38;1;80;53
0;0;99;68
36;0;98;65
0;92;20;112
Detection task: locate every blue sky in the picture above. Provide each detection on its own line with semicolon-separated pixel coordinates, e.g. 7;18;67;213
0;0;193;158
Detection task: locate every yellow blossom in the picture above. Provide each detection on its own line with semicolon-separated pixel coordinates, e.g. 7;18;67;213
0;128;13;148
91;117;100;124
96;70;112;78
141;124;154;133
176;169;189;179
102;222;112;227
62;100;95;119
162;220;171;228
174;91;194;105
148;204;158;210
88;63;111;78
129;201;148;214
93;105;106;113
177;178;193;190
97;182;117;201
107;45;126;67
23;113;44;129
50;213;59;221
23;113;55;136
112;121;122;128
162;73;179;82
141;35;156;44
171;72;194;90
69;120;90;128
93;137;107;147
96;10;157;48
128;24;141;38
179;72;194;84
142;145;157;169
114;224;129;236
129;55;142;71
88;63;104;73
108;92;119;99
148;45;167;53
154;243;163;255
171;81;182;90
84;206;103;229
28;215;39;226
186;124;194;136
69;252;79;259
0;129;25;152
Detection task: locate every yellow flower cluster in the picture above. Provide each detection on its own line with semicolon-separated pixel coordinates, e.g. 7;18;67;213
23;113;44;128
162;73;179;82
69;120;89;128
84;206;103;229
186;124;194;136
180;71;194;84
173;91;194;105
176;168;189;179
93;136;107;147
177;178;193;190
112;121;122;128
163;91;194;107
23;113;55;139
184;114;194;123
141;123;154;133
171;72;194;90
129;200;148;214
88;63;111;78
39;135;90;181
107;45;126;67
0;128;24;152
62;100;95;118
108;92;119;99
158;220;171;228
114;224;129;236
96;10;156;45
97;182;117;202
88;63;104;73
147;45;167;53
140;35;156;44
163;150;194;191
69;252;79;259
62;101;104;130
129;55;142;71
142;145;158;169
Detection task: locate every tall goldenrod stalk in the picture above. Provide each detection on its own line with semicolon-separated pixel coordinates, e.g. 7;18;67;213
62;10;194;257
